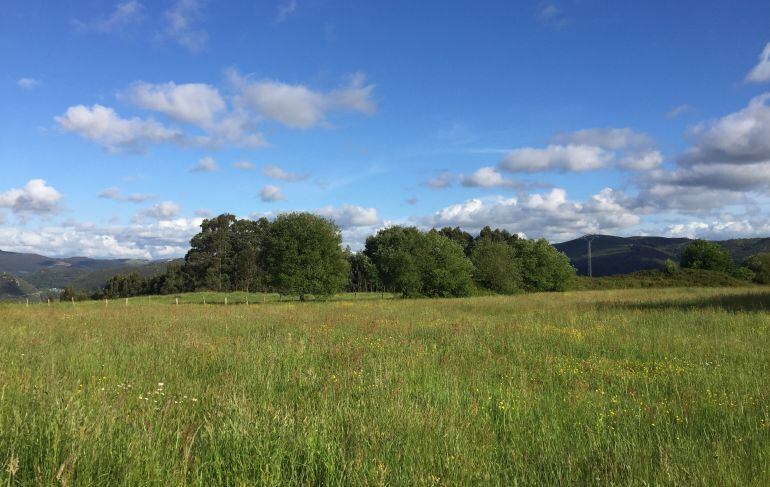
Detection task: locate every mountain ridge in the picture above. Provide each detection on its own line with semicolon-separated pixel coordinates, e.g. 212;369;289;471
0;250;174;298
554;235;770;276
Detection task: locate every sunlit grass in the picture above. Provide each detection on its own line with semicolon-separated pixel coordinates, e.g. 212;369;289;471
1;287;768;485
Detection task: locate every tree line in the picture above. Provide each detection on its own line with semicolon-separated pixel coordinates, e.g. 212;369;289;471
93;212;576;300
669;239;770;284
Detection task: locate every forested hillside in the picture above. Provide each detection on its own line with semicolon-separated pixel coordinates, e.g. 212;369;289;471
555;235;770;276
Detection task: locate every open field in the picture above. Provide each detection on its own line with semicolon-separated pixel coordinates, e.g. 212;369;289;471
1;288;768;485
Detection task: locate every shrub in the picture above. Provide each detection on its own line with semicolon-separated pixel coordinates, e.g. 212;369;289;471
731;266;756;282
745;252;770;284
680;240;734;274
664;259;679;276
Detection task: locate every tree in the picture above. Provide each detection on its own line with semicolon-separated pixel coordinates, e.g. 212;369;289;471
745;252;770;283
60;286;87;302
420;231;475;297
512;238;575;291
347;251;380;292
159;263;188;294
364;226;424;296
680;240;734;274
365;226;474;297
470;238;523;294
230;218;269;292
262;212;349;299
476;226;519;245
184;214;238;291
104;272;142;298
438;227;474;255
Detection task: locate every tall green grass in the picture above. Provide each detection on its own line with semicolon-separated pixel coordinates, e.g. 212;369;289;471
1;288;768;485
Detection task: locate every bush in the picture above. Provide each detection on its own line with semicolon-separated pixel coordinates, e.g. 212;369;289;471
680;240;734;274
731;266;756;282
745;252;770;284
59;286;88;302
664;259;679;276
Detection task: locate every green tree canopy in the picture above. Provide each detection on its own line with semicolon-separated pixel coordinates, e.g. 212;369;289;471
347;251;380;292
470;238;523;294
512;238;575;292
745;252;770;284
365;226;473;297
184;214;238;291
421;230;475;297
680;240;734;274
437;226;474;255
364;226;423;296
262;212;349;299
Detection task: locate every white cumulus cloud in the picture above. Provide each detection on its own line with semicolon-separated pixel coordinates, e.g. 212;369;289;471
0;218;203;259
460;166;518;188
0;179;63;218
262;164;309;181
259;185;284;202
56;104;182;153
230;69;376;129
422;187;638;242
746;43;770;83
315;204;379;228
188;156;219;173
122;81;225;127
425;171;454;189
134;201;182;222
500;144;612;173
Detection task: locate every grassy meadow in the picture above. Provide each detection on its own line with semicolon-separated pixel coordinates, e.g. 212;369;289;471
1;288;769;485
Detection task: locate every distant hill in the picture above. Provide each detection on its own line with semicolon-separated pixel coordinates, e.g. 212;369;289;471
0;249;175;291
0;272;38;300
0;250;147;275
555;235;770;276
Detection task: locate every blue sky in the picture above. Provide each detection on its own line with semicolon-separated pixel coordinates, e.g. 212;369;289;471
2;0;770;258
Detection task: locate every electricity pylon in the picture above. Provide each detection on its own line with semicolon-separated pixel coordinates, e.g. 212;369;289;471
581;234;597;277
